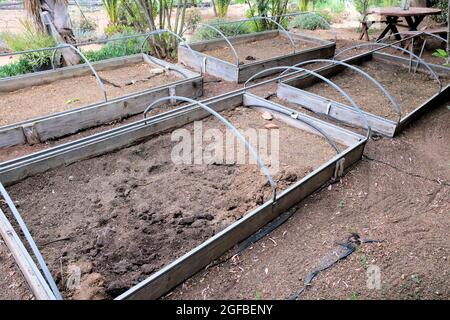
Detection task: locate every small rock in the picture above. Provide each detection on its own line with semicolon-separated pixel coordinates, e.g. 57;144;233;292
261;112;273;121
68;176;74;181
113;260;132;275
195;213;214;221
141;264;155;275
264;123;278;129
245;55;256;61
105;280;129;297
172;210;182;218
179;217;195;226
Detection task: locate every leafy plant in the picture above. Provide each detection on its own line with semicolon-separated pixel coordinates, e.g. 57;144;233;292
102;0;121;26
83;32;142;62
215;0;232;18
288;12;331;30
0;59;33;78
1;20;56;71
194;19;254;40
78;18;98;33
432;48;450;66
104;24;135;37
428;0;448;23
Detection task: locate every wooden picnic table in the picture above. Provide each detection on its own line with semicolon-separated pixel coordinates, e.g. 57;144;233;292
368;7;442;41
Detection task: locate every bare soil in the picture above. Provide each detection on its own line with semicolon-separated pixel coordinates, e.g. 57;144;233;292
0;62;181;127
0;239;34;300
0;75;240;163
201;35;322;64
297;59;448;120
2;106;339;299
166;102;450;300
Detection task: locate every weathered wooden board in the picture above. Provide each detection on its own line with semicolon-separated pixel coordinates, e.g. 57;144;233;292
277;82;397;136
0;92;243;186
0;207;55;300
0;54;203;149
243;93;364;146
0;54;143;92
179;30;336;83
0;90;366;301
278;51;449;137
116;118;366;300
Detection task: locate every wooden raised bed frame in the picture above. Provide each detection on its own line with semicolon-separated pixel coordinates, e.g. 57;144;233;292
277;51;450;137
0;53;203;149
0;87;366;300
178;30;336;83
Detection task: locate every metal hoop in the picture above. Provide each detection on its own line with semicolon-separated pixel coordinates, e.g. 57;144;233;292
229;16;297;53
139;28;197;58
195;23;241;66
279;59;402;122
334;42;442;91
143;95;277;203
0;182;62;300
244;66;372;139
245;102;341;154
51;43;108;101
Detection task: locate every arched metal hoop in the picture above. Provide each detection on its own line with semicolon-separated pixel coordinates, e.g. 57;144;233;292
143;96;277;203
195;23;240;66
334;42;442;91
376;31;447;44
279;59;402;122
227;16;297;53
244;66;372;139
0;182;62;300
139;28;197;58
285;12;337;42
246;103;341;154
51;43;108;101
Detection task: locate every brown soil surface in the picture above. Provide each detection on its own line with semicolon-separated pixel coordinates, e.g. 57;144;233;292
166;102;450;300
0;62;181;127
2;106;338;299
202;35;322;64
0;239;34;300
298;60;447;120
0;76;240;163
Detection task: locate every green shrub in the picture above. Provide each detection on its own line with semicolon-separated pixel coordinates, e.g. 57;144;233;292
194;19;253;41
1;21;56;71
83;32;142;62
104;24;135;37
288;13;331;30
427;0;448;23
0;59;32;78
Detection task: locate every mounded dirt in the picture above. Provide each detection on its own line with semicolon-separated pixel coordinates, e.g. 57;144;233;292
2;106;340;299
0;62;181;127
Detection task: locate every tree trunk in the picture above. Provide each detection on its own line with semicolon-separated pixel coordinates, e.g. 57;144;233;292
25;0;80;66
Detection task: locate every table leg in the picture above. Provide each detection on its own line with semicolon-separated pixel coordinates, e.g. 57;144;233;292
376;16;401;41
405;16;425;31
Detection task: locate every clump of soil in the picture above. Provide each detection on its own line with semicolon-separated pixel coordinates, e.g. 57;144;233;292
202;35;322;64
298;60;448;120
0;62;181;127
3;106;341;299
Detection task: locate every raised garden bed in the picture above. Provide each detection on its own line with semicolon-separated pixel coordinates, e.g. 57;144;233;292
0;89;366;300
277;51;450;137
0;53;203;149
179;30;335;83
